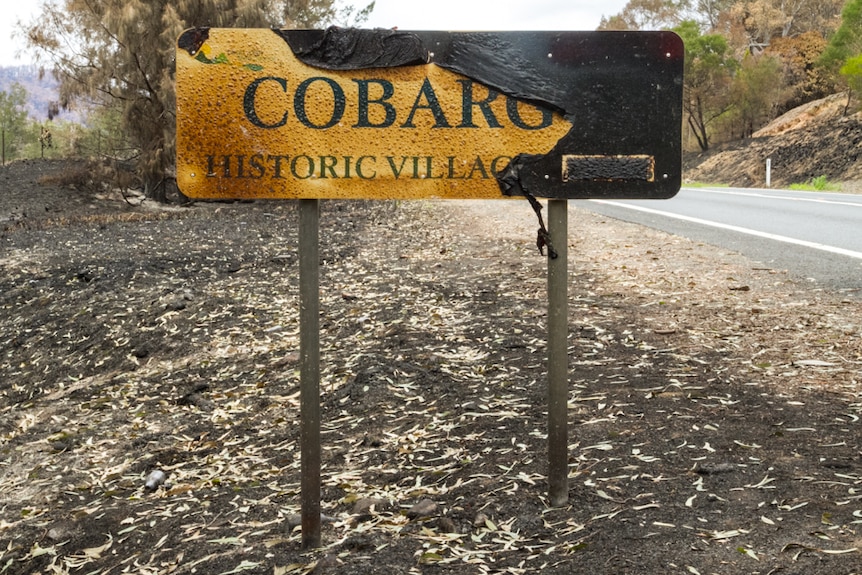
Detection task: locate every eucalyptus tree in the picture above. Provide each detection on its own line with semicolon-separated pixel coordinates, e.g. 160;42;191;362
820;0;862;109
675;20;737;151
821;0;862;72
0;83;29;162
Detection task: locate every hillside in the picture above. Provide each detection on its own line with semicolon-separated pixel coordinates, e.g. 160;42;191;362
0;65;72;122
685;93;862;190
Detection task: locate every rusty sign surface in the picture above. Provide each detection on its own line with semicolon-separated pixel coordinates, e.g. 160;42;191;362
176;28;683;200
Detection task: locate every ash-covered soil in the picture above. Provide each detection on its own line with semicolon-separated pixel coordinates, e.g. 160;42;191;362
1;159;861;574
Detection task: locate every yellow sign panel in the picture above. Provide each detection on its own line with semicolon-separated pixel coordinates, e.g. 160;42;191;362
176;29;572;200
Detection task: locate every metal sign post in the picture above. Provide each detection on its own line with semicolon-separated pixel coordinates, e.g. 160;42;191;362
299;199;321;549
547;199;569;506
176;27;684;547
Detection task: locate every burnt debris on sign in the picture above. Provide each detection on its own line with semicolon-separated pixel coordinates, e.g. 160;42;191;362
275;27;428;69
178;27;210;57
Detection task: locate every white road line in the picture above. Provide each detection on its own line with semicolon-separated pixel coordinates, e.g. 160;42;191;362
682;187;862;208
591;200;862;261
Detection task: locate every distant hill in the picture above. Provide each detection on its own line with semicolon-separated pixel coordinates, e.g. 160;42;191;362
0;65;82;123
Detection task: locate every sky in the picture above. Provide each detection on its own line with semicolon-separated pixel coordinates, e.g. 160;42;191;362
0;0;630;67
1;3;41;67
363;0;628;31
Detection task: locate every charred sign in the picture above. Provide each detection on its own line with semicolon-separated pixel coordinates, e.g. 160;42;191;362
176;28;683;200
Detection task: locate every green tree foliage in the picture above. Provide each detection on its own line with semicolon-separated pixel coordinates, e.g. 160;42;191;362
0;82;31;162
675;20;737;151
820;0;862;73
840;54;862;107
22;0;371;201
728;53;787;136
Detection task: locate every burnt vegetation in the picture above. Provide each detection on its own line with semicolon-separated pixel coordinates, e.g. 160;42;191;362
1;160;861;574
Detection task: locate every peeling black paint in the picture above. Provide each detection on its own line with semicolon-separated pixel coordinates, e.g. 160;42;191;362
432;34;569;116
178;27;210;56
496;153;542;198
277;28;567;115
276;27;428;70
271;27;683;201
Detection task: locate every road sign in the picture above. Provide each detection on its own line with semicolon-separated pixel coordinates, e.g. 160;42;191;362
176;28;683;200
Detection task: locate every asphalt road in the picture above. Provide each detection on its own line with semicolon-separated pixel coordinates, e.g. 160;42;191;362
576;187;862;297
